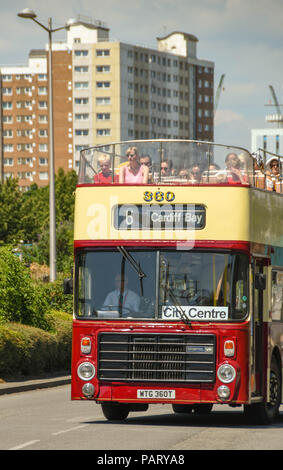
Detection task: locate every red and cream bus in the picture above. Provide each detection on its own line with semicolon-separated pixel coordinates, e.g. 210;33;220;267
69;139;283;424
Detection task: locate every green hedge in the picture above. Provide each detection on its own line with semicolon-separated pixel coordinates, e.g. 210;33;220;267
0;311;72;379
0;247;53;330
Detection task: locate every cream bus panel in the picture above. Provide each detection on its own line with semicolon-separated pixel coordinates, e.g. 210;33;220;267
74;185;283;246
74;185;253;243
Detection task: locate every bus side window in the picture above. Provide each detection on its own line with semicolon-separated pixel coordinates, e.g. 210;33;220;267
271;271;283;321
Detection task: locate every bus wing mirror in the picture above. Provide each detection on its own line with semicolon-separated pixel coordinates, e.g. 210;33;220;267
255;273;266;290
63;278;73;295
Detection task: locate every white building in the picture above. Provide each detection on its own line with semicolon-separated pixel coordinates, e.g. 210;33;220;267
251;113;283;155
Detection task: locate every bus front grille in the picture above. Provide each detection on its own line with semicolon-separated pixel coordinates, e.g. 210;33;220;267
98;333;216;383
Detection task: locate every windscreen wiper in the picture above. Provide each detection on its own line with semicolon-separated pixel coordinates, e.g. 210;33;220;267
117;246;146;296
167;288;192;327
162;259;191;327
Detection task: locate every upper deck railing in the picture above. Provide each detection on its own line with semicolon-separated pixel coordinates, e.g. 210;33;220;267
78;139;283;192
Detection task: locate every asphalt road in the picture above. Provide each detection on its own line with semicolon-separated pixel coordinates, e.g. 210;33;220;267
1;384;283;451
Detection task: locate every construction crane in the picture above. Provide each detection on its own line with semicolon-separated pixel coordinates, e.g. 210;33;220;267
214;74;225;116
269;85;281;115
266;85;283;128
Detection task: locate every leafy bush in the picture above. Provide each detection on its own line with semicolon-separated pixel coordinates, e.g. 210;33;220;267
0;311;72;378
40;276;73;315
0;247;52;330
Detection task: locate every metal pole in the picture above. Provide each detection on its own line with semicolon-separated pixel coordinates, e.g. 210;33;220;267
48;18;56;281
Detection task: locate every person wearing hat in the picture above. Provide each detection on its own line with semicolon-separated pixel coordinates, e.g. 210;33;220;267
266;157;280;191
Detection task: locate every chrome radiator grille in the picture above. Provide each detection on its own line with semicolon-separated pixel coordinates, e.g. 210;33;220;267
98;333;216;383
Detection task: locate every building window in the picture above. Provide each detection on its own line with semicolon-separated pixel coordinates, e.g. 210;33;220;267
16;115;32;122
3;115;13;123
2;102;12;109
75;145;89;152
96;113;110;120
74;50;88;56
39;144;48;152
96;65;110;73
96;97;111;105
3;130;13;138
74;82;89;89
96;81;110;88
16;87;32;95
3;144;13;152
96;49;110;56
38;101;48;109
39;172;48;180
17;157;32;165
38;87;47;95
2;87;12;95
17;129;32;137
96;129;111;136
4;158;13;166
74;66;89;72
75;129;89;136
75;113;89;120
39;158;48;165
39;115;48;123
75;97;89;105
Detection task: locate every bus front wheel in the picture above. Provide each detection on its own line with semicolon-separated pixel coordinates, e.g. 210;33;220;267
244;358;281;425
101;403;130;421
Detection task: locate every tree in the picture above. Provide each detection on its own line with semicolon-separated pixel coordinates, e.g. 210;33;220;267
0;169;77;274
55;169;77;223
21;169;77;272
20;183;49;242
0;178;23;243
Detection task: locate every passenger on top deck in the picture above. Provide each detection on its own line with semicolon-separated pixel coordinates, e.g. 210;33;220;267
266;157;280;191
140;154;153;182
160;160;171;178
189;164;202;183
94;154;116;184
119;146;149;184
225;152;246;184
253;157;265;189
178;168;190;180
201;163;222;183
140;154;152;170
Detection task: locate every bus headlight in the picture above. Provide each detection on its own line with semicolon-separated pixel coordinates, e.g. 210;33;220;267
82;383;95;398
77;362;95;381
217;385;230;400
217;363;236;383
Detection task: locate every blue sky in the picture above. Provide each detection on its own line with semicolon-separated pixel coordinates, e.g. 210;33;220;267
2;0;283;150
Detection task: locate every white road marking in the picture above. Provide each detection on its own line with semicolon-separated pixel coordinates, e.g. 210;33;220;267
52;424;89;436
9;440;40;450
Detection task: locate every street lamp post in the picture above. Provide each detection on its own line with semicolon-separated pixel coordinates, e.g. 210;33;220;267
18;9;71;281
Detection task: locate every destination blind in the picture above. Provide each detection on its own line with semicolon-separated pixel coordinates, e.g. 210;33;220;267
113;204;206;230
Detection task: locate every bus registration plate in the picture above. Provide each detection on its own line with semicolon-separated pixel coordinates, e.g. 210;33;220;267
137;389;175;399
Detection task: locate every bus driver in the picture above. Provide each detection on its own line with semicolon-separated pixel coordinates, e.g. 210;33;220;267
103;274;140;314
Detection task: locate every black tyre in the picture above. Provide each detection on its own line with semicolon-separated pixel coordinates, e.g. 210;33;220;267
172;404;194;414
244;358;281;425
101;403;130;421
193;404;213;414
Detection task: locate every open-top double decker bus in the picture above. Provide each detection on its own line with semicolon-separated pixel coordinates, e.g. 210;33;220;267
69;139;283;424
